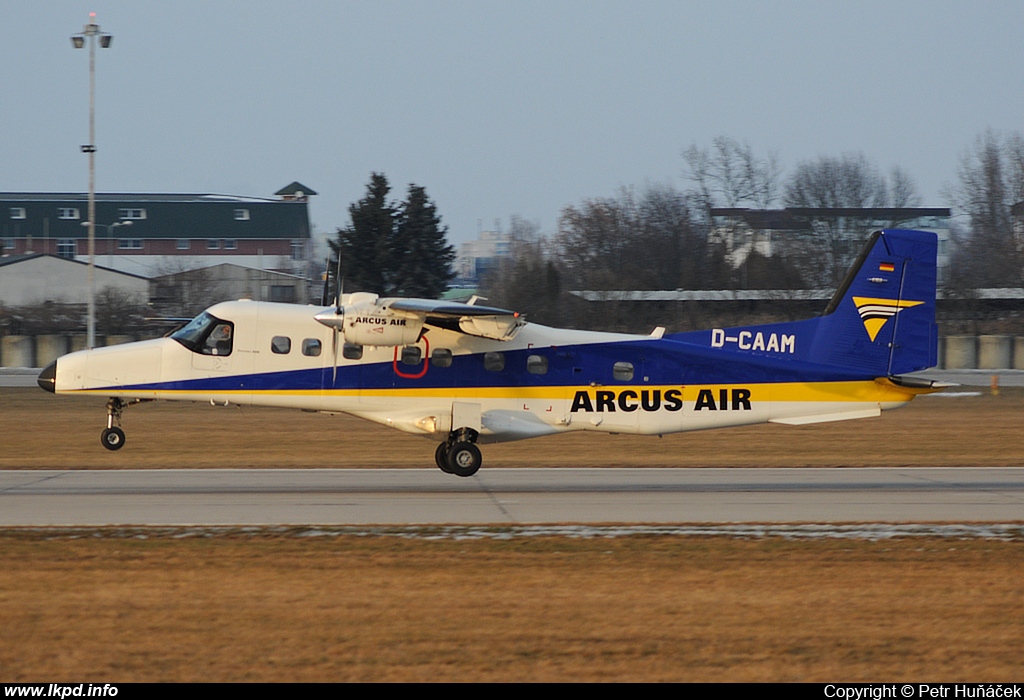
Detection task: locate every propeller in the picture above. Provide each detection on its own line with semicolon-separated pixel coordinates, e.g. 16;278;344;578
320;254;344;385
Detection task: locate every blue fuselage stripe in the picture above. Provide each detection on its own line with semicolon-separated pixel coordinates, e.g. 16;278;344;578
114;337;875;394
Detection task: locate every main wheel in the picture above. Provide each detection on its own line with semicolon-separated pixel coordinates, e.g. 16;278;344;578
101;427;126;451
446;442;482;477
434;442;453;473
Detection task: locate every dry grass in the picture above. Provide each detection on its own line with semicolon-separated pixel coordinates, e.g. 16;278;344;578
2;387;1022;681
1;387;1022;469
0;533;1021;682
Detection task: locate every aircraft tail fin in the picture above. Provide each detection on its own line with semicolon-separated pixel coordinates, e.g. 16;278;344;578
809;229;938;376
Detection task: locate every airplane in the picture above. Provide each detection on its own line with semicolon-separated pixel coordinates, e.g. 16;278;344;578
37;229;944;477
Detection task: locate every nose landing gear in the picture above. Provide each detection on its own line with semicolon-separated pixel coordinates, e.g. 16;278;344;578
100;397;148;451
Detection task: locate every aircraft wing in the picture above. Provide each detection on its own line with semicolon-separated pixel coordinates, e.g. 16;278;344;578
387;299;525;341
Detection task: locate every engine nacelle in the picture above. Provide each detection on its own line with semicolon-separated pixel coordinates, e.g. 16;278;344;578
342;301;424;347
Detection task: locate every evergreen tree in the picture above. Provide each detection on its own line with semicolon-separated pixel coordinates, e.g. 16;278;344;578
330;173;395;295
329;174;455;298
391;184;455;298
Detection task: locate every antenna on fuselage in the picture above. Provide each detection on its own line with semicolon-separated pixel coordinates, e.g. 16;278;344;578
319;256;331;307
335;253;343;308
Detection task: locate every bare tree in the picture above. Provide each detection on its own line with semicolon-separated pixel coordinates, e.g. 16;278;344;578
0;301;81;336
681;137;783;288
555;185;711;293
556;187;645;291
682;136;781;221
507;214;542;244
888;166;922;211
635;184;710;290
785;153;888;210
945;129;1024;287
481;236;563;327
94;287;148;337
782;153;921;286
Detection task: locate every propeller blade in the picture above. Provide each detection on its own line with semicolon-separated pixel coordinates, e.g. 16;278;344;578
332;252;343;384
332;325;339;385
314;306;344;386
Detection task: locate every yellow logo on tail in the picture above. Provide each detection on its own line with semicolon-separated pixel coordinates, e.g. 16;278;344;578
852;297;924;341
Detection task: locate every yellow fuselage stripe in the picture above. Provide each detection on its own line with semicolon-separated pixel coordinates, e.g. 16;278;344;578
64;380;921;403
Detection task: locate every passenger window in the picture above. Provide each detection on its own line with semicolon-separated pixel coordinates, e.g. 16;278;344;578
401;346;422;366
271;336;291;354
301;338;321;357
613;362;634;381
484;352;505;372
431;348;453;368
527;354;548;375
200;323;233;356
343;343;363;360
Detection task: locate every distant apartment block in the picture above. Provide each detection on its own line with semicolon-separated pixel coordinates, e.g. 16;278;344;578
710;207;952;280
454;229;515;283
1;182;315;279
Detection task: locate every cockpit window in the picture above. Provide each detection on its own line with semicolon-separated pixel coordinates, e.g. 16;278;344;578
170;312;234;356
170;312;212;350
203;324;233;355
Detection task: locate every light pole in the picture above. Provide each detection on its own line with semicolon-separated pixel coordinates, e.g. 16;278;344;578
71;13;113;349
83;219;131;269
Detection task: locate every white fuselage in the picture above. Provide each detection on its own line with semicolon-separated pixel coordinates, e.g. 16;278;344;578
51;300;922;445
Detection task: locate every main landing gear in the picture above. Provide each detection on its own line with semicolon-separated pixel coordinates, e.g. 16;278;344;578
434;428;482;477
100;397;148;451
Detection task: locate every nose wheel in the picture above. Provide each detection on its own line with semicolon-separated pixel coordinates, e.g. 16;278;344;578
99;397;147;451
101;426;126;451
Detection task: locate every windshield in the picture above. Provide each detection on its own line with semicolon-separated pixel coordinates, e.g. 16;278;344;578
170;311;234;356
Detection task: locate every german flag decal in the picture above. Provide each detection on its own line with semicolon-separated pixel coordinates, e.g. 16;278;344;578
852;297;924;341
878;262;896;272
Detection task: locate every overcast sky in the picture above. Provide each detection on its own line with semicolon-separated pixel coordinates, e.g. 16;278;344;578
4;1;1023;246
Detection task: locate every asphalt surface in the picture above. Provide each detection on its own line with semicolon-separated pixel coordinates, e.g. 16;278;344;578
3;368;1021;527
1;467;1022;526
0;368;42;387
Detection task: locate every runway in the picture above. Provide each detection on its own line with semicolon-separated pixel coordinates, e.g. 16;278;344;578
1;467;1022;526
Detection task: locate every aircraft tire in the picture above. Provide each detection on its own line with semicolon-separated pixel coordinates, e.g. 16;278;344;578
435;442;454;474
101;427;126;451
446;442;482;477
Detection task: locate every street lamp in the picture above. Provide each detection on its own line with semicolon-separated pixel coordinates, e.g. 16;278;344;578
71;13;113;349
82;219;131;269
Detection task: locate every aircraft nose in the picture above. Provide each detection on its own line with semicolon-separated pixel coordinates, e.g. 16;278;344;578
37;361;56;393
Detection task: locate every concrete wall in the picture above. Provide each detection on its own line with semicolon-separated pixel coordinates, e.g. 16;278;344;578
0;336;34;367
943;336;978;369
941;336;1020;370
978;336;1013;370
0;334;138;367
34;335;69;367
